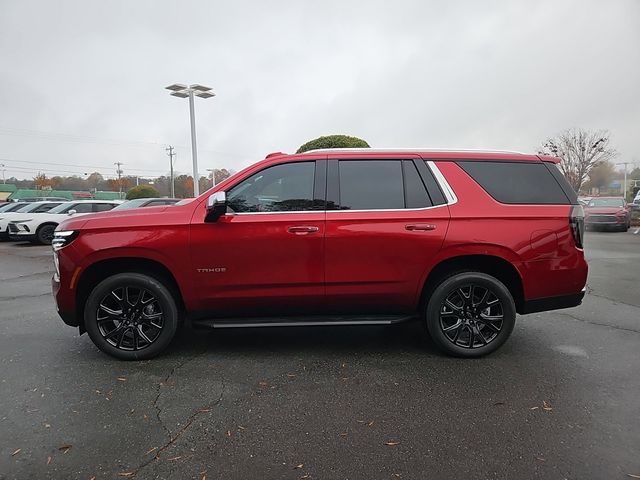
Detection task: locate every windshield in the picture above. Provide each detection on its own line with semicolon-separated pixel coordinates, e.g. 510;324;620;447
0;203;24;213
47;202;76;214
587;198;625;208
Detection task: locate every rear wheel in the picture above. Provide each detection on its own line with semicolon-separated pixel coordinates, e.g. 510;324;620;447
425;272;516;357
84;273;179;360
36;224;56;245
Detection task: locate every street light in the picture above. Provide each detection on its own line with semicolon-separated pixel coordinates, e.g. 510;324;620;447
206;168;216;188
165;83;216;197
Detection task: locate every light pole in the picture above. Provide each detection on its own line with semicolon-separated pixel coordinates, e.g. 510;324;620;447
0;163;5;184
165;83;215;197
206;168;215;188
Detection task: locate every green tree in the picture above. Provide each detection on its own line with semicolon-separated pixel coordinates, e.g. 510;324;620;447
296;135;370;154
126;184;160;200
585;161;616;190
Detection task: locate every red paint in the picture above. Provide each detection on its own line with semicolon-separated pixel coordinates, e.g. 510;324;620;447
53;150;588;327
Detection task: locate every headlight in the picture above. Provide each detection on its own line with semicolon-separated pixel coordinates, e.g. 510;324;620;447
52;230;79;251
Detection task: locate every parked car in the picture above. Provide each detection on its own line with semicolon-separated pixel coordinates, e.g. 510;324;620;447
111;198;181;211
8;200;120;244
584;196;631;231
52;149;588;360
14;196;70;202
0;202;29;213
0;201;64;240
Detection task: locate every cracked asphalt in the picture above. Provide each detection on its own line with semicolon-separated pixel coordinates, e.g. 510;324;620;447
0;231;639;479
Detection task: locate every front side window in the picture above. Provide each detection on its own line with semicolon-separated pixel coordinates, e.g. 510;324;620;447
227;162;317;212
72;203;94;213
94;203;116;212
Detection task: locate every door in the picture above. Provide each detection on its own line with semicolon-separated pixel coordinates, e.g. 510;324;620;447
190;159;327;316
325;157;450;313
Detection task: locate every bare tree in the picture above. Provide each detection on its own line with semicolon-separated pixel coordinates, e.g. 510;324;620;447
538;128;617;192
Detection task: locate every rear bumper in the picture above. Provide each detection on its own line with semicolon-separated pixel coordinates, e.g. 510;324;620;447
520;288;586;315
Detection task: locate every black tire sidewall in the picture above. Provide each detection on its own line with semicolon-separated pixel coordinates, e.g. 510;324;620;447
425;272;516;358
37;224;56;245
84;273;179;360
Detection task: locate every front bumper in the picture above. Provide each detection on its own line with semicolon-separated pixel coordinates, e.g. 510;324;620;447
52;274;79;327
585;214;626;226
8;232;37;242
520;288;586;315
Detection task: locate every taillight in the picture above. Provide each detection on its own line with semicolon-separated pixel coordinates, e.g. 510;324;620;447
569;205;584;248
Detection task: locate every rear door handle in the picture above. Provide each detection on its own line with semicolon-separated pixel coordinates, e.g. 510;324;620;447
287;225;320;235
405;223;437;231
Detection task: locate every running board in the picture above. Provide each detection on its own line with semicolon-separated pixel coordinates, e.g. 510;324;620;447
192;314;416;329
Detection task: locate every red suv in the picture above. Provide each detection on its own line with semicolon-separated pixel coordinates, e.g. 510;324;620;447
52;149;587;360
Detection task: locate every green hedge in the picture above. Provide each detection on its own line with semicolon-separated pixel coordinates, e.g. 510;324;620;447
296;135;370;154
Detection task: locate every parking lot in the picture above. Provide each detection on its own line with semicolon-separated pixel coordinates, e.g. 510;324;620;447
0;231;639;479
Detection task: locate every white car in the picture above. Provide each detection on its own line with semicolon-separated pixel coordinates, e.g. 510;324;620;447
0;201;64;240
8;200;120;244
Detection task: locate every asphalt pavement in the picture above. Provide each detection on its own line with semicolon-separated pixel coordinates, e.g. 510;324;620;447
0;231;639;479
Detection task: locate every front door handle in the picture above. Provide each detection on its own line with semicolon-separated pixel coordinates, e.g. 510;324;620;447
405;223;437;231
288;225;320;235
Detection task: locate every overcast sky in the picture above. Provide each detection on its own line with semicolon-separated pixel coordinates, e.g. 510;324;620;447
0;0;638;181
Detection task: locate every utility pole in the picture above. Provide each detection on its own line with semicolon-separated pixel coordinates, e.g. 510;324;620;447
114;162;124;198
0;163;5;184
166;146;175;197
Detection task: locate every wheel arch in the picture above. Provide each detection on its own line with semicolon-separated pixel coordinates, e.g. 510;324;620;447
76;257;185;333
35;222;59;242
420;254;525;313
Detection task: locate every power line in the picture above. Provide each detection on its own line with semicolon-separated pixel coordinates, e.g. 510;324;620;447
0;157;167;174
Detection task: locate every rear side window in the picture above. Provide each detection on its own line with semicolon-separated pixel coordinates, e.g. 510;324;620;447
94;203;116;212
339;160;404;210
457;161;571;205
403;160;432;208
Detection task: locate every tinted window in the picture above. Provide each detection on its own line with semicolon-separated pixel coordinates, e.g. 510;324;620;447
403;160;432;208
72;203;94;213
94;203;116;212
457;161;571;205
338;160;404;210
228;162;316;212
33;203;59;213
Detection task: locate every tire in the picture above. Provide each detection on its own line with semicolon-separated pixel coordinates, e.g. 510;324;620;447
84;273;179;360
36;223;57;245
425;272;516;358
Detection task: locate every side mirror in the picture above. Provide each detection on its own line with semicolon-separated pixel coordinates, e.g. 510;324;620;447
205;191;227;222
68;209;77;216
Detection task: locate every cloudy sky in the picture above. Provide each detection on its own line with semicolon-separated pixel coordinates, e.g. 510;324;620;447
0;0;638;181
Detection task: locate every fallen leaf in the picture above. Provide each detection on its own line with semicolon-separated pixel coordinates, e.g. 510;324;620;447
536;457;546;462
238;425;246;430
339;432;348;437
11;448;21;456
143;414;148;420
117;377;127;382
294;464;304;469
144;447;158;455
44;423;51;428
198;408;212;413
167;456;182;461
118;473;135;477
385;441;400;446
356;420;366;423
89;477;96;480
368;421;374;427
530;406;539;410
626;475;640;479
493;402;505;406
202;475;206;480
259;381;268;387
226;430;232;437
46;456;52;465
58;444;72;454
287;374;297;378
299;476;311;479
542;401;553;411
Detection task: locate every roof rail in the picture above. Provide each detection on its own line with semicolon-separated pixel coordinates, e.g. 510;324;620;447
300;147;526;155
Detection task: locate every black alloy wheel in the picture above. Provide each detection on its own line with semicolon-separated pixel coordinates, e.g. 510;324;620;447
85;273;179;360
425;272;516;357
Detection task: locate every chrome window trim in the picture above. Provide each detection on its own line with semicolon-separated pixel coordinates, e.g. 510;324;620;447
230;160;458;215
427;160;458;206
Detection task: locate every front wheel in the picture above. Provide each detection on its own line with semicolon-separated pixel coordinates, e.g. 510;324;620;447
84;273;179;360
36;224;57;245
425;272;516;358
